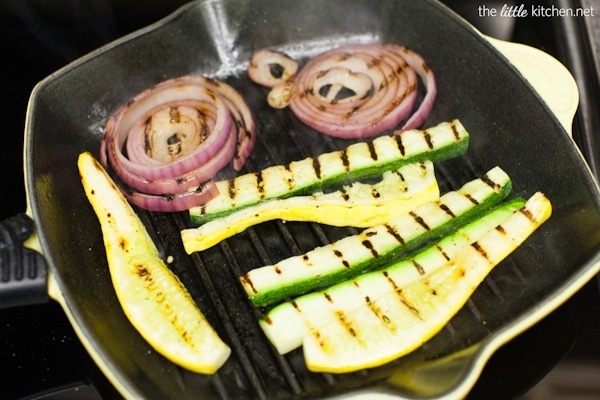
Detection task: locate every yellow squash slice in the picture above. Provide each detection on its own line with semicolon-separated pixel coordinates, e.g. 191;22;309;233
181;160;438;253
78;151;231;374
302;192;551;373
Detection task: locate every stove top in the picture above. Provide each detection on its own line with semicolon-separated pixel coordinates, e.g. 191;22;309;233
1;1;599;399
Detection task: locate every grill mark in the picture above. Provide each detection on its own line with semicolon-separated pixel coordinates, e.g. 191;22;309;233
315;332;326;349
240;274;257;294
367;57;380;68
408;81;418;93
495;225;507;235
395;288;422;319
383;270;397;289
451;120;461;140
341;149;350;172
412;260;425;275
169;106;181;123
367;141;378;161
410;211;430;231
333;249;350;268
316;69;328;79
143;118;152;154
283;164;294;191
335;310;359;340
324;292;333;303
435;243;451;261
381;98;401;118
439;203;456;218
362;240;379;258
481;174;501;191
227;178;236;200
471;241;489;260
341;188;350;201
366;296;394;328
302;254;313;267
385;224;405;245
256;171;265;199
423;130;433;149
313;158;322;180
383;270;421;319
273;265;282;275
393;134;406;156
519;207;536;222
465;193;479;205
347;105;361;117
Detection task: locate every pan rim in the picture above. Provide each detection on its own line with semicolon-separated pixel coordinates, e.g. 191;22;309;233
21;0;600;398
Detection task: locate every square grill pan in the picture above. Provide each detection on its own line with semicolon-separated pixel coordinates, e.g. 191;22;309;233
25;0;600;398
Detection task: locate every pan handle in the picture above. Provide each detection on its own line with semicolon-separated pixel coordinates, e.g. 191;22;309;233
0;213;49;309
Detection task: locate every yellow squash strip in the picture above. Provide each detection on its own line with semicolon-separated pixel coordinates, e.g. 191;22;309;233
302;192;551;373
77;151;231;374
181;161;438;253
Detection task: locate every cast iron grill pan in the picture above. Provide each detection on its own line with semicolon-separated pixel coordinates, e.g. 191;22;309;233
25;0;600;399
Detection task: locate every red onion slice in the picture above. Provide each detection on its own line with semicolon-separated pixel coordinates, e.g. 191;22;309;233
248;43;436;139
201;78;257;171
386;44;437;131
125;181;220;213
247;49;299;88
100;75;256;212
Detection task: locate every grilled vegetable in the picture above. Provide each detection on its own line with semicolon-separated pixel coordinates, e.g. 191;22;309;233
259;197;525;354
189;119;469;224
302;192;551;373
78;151;231;374
241;166;513;307
181;161;438;253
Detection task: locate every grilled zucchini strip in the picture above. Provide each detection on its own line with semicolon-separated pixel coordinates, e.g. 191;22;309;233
181;161;438;253
259;197;526;354
241;166;513;307
189;119;469;224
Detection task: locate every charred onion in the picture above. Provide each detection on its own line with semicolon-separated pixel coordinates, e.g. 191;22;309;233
248;43;436;138
100;75;255;212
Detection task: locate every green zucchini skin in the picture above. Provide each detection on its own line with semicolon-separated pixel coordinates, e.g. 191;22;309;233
189;119;469;224
241;166;513;307
260;197;527;355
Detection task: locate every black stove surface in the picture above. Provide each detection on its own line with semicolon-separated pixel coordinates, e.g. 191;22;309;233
1;1;600;399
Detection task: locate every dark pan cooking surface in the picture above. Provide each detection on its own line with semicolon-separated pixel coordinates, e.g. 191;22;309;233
24;0;600;398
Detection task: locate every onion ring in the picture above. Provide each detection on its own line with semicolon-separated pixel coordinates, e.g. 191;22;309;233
248;43;436;139
100;75;256;212
247;49;299;88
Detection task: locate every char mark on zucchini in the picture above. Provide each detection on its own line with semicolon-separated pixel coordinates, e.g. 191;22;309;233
241;166;513;307
189;119;469;225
